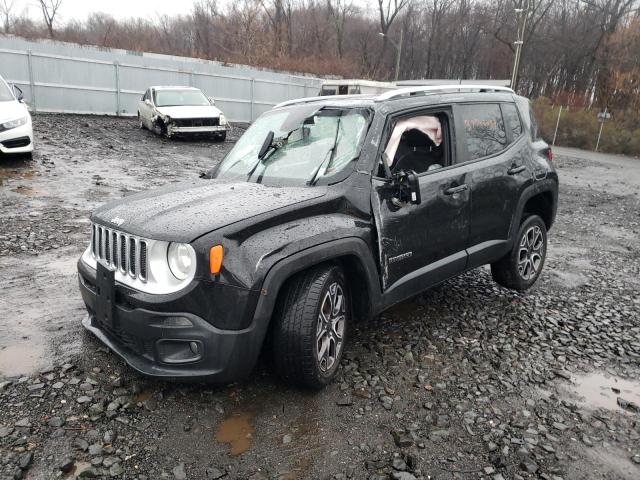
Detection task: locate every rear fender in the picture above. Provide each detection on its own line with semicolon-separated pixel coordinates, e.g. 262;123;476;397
508;178;558;242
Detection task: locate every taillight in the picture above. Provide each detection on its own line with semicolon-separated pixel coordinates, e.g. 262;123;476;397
546;148;553;162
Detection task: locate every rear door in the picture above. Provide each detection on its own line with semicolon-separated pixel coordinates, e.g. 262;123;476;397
371;107;471;301
455;102;532;268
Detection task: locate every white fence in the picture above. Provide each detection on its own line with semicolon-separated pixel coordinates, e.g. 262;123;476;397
0;35;323;122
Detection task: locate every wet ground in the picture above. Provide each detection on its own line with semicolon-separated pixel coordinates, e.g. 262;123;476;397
0;116;639;480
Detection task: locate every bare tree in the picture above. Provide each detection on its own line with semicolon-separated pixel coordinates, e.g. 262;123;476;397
326;0;356;58
375;0;411;76
0;0;15;33
36;0;63;38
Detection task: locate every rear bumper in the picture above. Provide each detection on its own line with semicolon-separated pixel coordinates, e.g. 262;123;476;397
78;259;266;382
0;120;33;154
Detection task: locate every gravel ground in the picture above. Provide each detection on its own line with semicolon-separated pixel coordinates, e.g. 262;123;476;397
0;115;639;480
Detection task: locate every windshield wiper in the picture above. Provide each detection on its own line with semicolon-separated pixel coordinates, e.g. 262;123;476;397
307;115;342;186
245;127;302;182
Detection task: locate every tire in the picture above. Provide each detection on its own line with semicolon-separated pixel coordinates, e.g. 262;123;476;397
272;264;349;389
491;214;547;291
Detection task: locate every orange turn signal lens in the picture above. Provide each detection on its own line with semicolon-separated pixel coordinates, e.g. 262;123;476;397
209;245;224;275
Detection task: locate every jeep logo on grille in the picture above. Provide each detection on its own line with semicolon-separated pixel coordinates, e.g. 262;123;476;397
110;216;125;227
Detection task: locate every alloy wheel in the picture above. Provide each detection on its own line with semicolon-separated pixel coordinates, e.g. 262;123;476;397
316;282;346;373
517;225;544;280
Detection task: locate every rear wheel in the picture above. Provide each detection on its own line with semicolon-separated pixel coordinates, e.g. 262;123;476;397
272;264;349;389
491;214;547;291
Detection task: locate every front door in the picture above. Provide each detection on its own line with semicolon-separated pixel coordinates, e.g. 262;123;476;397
371;108;471;302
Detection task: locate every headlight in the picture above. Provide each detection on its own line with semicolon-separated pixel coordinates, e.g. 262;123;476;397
219;114;226;125
167;243;196;280
0;115;28;132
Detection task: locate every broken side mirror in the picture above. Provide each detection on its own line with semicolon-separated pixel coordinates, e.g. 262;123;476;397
13;85;24;102
144;99;152;106
393;170;421;206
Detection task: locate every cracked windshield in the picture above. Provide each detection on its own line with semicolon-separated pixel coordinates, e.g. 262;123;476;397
214;106;368;186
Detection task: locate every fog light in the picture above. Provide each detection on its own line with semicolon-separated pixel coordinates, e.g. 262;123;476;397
156;339;203;364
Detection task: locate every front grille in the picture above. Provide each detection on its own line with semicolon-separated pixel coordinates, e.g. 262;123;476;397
91;223;148;283
174;117;219;127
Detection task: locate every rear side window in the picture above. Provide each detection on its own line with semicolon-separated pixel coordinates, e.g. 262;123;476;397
459;104;507;161
502;103;522;138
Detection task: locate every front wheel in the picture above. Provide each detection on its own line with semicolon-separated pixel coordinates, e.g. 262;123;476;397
272;264;349;389
491;214;547;291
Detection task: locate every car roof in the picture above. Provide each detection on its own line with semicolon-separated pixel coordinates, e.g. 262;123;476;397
149;86;201;91
274;85;520;113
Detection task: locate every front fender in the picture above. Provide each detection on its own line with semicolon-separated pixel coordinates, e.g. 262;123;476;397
250;236;382;336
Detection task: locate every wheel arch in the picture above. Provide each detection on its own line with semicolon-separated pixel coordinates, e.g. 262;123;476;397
251;237;382;343
510;179;558;240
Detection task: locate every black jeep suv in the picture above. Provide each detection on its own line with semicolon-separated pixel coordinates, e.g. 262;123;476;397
77;85;558;388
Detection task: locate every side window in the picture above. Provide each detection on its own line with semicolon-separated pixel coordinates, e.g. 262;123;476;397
381;112;450;176
459;104;507;161
502;103;522;139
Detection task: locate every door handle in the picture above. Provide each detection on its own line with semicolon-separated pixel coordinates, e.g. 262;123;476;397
508;165;526;175
444;184;468;195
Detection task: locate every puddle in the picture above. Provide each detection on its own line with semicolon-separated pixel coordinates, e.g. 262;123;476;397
215;413;254;455
0;344;49;378
548;269;588;289
568;372;640;412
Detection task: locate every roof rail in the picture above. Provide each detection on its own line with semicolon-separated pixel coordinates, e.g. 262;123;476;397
377;84;515;101
274;94;367;109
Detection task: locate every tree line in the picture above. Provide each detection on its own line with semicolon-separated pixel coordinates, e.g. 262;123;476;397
2;1;639;118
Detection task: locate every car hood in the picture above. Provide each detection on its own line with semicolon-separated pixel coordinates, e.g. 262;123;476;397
92;180;327;243
155;105;222;119
0;100;29;124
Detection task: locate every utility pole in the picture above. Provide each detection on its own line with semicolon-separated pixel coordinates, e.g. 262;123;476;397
510;1;530;90
379;29;404;82
552;106;563;146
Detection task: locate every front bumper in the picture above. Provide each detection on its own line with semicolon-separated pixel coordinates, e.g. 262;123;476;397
77;259;265;382
0;120;34;154
167;124;228;136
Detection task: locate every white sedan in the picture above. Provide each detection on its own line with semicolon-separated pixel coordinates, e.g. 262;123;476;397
137;86;229;141
0;75;33;158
